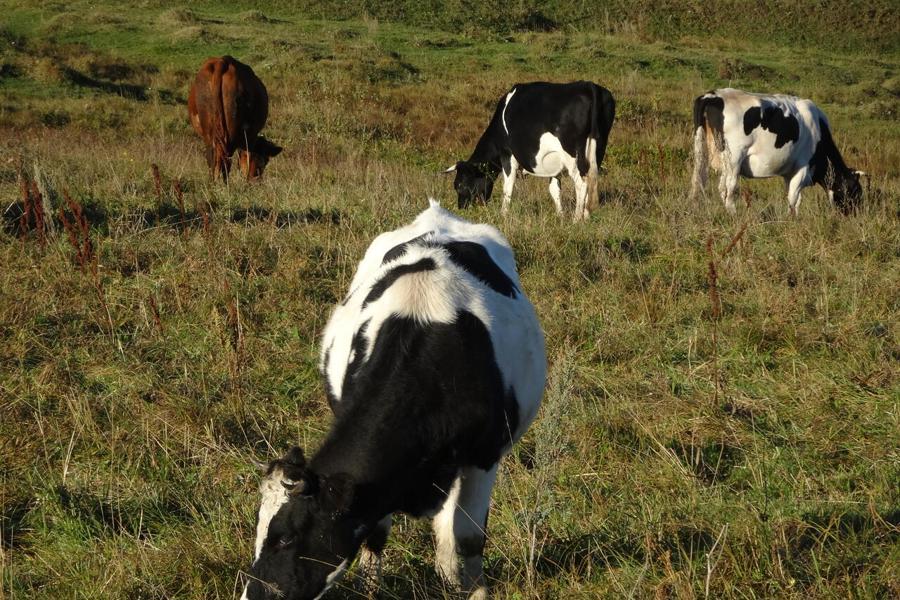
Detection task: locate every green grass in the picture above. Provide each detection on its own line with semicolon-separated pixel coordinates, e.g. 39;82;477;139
1;1;898;599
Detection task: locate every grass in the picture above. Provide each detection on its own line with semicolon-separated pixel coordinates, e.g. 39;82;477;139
1;1;898;599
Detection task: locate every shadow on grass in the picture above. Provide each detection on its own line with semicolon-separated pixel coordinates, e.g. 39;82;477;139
1;497;35;550
3;201;344;237
62;66;149;101
780;507;900;585
55;483;197;539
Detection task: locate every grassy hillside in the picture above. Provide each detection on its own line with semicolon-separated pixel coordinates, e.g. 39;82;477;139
1;1;898;599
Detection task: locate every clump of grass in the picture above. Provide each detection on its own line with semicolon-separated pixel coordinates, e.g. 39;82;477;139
156;7;201;28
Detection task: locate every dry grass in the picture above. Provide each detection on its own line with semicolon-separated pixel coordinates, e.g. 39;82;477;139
1;2;898;599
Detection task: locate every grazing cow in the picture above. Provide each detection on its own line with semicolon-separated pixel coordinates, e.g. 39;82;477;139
188;56;282;182
690;88;863;214
446;81;615;221
242;201;546;600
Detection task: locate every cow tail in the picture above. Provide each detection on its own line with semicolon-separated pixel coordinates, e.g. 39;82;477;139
585;85;599;212
211;60;230;181
690;95;709;200
585;85;615;213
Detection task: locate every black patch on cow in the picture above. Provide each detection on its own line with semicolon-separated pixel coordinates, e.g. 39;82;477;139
381;232;434;264
362;258;437;309
311;310;516;518
693;94;725;151
338;318;372;414
743;104;800;148
437;241;518;298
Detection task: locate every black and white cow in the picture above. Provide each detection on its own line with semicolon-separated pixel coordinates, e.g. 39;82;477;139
446;81;615;221
242;201;546;600
690;88;864;214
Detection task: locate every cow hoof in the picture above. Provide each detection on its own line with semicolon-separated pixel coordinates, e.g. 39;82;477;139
467;587;488;600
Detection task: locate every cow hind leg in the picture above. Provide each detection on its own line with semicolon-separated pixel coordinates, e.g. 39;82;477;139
570;169;590;222
500;154;518;215
358;514;391;598
548;177;562;215
433;464;498;599
721;151;741;215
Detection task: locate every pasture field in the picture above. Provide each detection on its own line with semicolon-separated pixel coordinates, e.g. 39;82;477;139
1;1;898;598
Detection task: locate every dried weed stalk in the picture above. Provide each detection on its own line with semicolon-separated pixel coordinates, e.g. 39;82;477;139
16;170;48;247
706;236;721;403
60;189;114;339
173;180;186;227
151;163;162;203
147;294;163;334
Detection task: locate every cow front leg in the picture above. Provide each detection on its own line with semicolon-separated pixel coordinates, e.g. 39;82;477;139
433;465;498;599
500;155;518;215
548;177;562;215
358;514;391;597
786;168;809;216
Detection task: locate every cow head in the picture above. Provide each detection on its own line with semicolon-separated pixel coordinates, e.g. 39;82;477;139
238;137;283;181
243;447;365;600
445;161;494;209
830;168;864;214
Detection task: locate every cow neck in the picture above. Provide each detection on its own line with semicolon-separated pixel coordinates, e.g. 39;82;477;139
813;119;852;187
307;410;416;522
468;130;504;178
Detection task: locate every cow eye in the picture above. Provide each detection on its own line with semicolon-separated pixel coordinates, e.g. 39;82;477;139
276;536;295;548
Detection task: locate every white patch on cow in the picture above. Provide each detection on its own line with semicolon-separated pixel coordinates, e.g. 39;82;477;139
252;467;291;560
312;559;349;600
501;87;516;135
320;203;543;425
527;132;577;178
516;132;592;222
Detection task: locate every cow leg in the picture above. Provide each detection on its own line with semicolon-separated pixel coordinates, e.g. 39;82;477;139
500;154;518;215
433;464;498;600
548;177;562;215
570;169;589;222
358;514;391;598
786;168;809;216
721;152;740;215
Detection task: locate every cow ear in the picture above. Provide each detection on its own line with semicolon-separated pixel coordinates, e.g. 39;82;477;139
320;473;354;512
276;445;309;484
443;163;458;174
257;137;283;157
282;446;306;467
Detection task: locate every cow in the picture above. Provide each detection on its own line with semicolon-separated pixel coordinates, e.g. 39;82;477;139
446;81;615;222
188;56;282;182
242;201;547;600
690;88;864;215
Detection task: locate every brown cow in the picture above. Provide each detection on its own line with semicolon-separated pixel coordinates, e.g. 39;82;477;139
188;56;282;182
